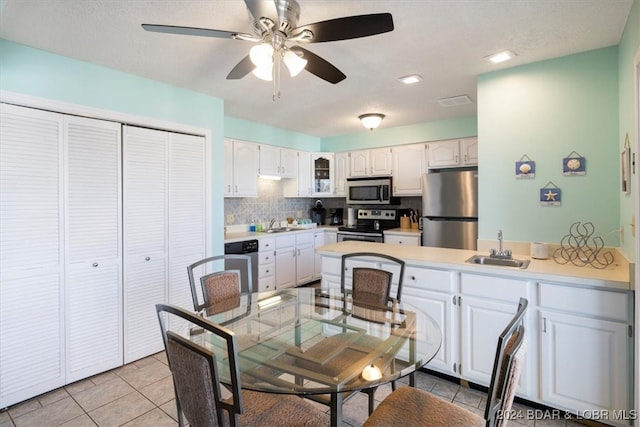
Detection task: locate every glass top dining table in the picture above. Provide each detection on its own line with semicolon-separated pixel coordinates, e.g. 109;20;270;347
199;287;442;426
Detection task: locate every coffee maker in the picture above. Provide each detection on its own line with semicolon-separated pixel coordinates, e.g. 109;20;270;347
328;208;344;226
310;200;326;225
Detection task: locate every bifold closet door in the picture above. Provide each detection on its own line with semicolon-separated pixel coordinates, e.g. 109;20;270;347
0;104;65;408
123;126;168;363
64;115;122;382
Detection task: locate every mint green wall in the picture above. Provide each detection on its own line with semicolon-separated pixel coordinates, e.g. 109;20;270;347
320;116;477;151
478;47;620;246
224;116;321;151
0;39;226;251
618;0;640;260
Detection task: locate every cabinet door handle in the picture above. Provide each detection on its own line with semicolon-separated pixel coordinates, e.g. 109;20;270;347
92;262;99;267
543;317;547;333
145;256;151;261
235;185;238;192
452;295;457;305
453;362;457;373
410;275;416;281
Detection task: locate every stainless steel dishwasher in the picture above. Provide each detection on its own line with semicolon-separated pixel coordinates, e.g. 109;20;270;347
223;239;259;293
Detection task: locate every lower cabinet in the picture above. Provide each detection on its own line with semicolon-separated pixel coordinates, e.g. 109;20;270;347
258;238;275;291
275;235;296;289
384;233;420;246
295;232;315;285
538;283;632;422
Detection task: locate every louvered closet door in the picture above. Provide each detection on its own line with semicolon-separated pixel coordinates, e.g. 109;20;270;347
64;116;122;382
0;104;65;408
123;126;168;363
168;133;205;315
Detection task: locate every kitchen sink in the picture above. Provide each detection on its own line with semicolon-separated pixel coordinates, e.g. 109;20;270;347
265;228;294;233
466;255;530;269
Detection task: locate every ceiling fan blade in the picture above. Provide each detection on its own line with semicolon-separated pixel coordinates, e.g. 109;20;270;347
293;13;394;43
291;46;345;84
142;24;255;41
227;55;256;80
243;0;277;21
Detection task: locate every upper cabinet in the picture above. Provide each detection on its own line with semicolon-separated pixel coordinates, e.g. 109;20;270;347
259;144;298;178
393;143;426;196
427;137;478;168
225;139;259;197
348;147;393;177
312;153;335;196
334;152;348;197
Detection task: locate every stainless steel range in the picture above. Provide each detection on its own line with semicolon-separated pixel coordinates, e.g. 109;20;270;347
337;209;399;243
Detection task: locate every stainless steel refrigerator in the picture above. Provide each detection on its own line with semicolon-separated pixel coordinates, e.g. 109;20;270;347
421;170;478;250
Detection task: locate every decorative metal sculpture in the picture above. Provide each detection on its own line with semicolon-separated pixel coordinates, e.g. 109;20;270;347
553;222;614;269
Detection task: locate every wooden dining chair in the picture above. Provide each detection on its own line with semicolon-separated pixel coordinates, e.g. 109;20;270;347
364;297;529;427
187;255;253;312
155;303;327;427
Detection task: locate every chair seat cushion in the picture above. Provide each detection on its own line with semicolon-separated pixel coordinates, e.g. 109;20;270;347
232;390;327;426
363;386;484;427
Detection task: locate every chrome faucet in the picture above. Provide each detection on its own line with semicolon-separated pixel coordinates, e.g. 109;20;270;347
269;218;277;230
490;229;512;259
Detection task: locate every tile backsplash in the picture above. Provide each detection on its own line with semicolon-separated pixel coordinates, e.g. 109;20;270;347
224;178;421;227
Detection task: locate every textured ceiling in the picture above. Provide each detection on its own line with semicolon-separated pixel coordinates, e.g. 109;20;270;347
0;0;633;137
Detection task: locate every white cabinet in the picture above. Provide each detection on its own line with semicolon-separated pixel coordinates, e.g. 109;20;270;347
295;232;315;285
225;139;259;197
275;234;296;289
325;229;338;244
258;238;275;291
334;152;348;196
0;105;122;408
384;233;421;246
313;230;326;280
427;138;478;168
393;143;426;196
458;273;532;396
259;144;297;178
538;283;632;419
283;151;312;197
311;153;335;196
349;148;393;177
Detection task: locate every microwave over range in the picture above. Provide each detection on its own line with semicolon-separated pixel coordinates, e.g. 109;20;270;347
346;176;399;205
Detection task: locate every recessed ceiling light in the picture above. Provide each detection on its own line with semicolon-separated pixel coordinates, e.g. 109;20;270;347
397;74;423;85
485;50;517;64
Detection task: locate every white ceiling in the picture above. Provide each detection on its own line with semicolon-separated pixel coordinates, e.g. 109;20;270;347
0;0;633;138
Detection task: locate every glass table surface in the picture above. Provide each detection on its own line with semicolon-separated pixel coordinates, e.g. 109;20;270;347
197;287;442;396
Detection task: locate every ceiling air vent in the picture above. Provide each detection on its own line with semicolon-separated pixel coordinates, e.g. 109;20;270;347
437;95;472;107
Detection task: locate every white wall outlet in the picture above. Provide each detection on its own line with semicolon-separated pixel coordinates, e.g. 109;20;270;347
226;214;234;224
296;210;303;218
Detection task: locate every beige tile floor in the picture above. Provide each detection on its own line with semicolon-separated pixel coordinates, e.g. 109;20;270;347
0;352;609;427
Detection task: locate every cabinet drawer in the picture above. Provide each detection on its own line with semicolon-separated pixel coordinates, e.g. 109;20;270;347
259;251;274;265
258;275;275;292
460;273;528;303
276;234;295;249
404;267;453;293
539;283;630;321
322;256;341;275
295;232;314;245
260;238;275;251
258;263;275;278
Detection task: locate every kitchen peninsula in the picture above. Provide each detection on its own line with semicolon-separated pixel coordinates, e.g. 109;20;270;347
317;241;634;427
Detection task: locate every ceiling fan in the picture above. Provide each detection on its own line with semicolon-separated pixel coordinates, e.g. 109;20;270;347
142;0;394;96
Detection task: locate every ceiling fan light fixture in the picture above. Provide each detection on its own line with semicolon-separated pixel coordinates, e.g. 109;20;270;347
359;113;385;130
252;65;273;81
283;50;307;77
249;43;274;68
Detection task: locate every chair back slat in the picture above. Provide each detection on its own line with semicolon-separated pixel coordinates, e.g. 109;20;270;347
484;297;528;427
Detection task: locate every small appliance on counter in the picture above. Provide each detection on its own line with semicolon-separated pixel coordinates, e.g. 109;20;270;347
310;200;326;225
328;208;344;225
347;207;356;226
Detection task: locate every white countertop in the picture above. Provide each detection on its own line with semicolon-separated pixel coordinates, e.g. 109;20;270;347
316;241;632;291
224;225;339;244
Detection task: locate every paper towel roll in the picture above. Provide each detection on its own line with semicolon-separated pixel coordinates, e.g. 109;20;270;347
347;208;356;226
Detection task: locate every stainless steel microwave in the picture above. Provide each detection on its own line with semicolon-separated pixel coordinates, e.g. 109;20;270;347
346;177;399;205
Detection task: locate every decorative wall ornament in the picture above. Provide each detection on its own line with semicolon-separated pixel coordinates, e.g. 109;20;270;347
553;222;614;269
539;181;561;206
562;150;586;176
515;154;535;179
621;133;630;193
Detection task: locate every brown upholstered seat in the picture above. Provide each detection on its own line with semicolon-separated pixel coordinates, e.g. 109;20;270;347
364;298;528;427
156;303;327;427
187;255;253;312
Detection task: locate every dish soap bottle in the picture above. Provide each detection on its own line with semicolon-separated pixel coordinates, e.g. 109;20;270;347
249;219;256;232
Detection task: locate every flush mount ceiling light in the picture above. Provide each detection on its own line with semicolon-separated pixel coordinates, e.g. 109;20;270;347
397;74;423;85
485;50;517;64
359;113;386;130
